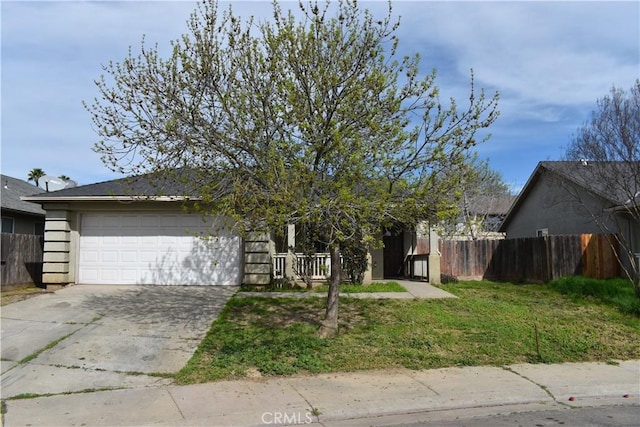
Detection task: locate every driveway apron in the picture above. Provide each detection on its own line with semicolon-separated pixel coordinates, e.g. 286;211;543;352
1;285;237;398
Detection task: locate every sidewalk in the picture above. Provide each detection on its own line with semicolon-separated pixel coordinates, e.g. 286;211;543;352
238;280;458;300
3;360;638;426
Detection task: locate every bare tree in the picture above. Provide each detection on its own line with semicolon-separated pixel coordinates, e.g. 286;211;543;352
437;155;511;240
564;80;640;297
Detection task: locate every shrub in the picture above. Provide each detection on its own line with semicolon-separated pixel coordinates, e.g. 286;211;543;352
441;274;459;284
340;235;369;285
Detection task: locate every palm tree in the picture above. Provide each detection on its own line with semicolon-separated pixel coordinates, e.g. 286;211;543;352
58;175;71;181
27;168;46;187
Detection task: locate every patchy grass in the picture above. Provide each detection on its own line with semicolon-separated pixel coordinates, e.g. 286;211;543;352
1;287;50;306
175;281;640;384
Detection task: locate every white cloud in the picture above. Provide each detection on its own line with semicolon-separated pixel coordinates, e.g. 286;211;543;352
1;0;638;188
395;1;639;107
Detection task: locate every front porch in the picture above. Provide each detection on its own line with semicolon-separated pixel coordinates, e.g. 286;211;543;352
243;224;442;286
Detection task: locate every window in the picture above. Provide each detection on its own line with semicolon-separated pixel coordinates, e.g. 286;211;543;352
536;228;549;237
2;217;14;233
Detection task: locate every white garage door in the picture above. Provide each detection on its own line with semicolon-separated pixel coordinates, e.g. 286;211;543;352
78;213;242;285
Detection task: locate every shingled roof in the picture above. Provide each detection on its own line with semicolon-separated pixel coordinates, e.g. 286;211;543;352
22;170;207;202
466;194;516;216
499;160;640;232
540;161;640;206
1;174;46;216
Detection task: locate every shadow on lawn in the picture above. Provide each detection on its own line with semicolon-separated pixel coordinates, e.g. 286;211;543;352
226;296;379;330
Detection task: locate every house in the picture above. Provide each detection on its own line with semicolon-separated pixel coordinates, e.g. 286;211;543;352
1;174;46;235
499;161;640;271
23;172;442;288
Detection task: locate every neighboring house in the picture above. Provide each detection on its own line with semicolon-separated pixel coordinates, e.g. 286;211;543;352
1;174;45;235
438;194;515;240
499;161;640;267
24;172;442;288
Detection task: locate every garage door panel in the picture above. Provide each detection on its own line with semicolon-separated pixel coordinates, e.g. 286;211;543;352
120;269;138;282
101;215;122;228
121;235;138;245
80;249;99;263
99;269;119;282
119;215;141;227
82;215;102;228
102;235;119;245
120;250;138;263
79;213;241;286
101;251;118;263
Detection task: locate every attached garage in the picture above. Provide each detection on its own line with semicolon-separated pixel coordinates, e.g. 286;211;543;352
22;172;274;288
78;213;242;286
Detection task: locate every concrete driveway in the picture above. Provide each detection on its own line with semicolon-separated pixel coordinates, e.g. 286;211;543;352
1;285;237;399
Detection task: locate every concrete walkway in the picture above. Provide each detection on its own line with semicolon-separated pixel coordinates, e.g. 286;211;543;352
3;360;638;426
239;280;457;300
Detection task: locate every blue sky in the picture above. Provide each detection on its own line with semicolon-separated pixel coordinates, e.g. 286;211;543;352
2;1;639;193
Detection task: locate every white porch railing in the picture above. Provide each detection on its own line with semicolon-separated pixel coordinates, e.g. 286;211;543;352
296;253;331;280
272;253;287;279
272;253;336;280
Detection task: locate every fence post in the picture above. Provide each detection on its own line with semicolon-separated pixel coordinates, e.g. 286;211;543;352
428;228;441;284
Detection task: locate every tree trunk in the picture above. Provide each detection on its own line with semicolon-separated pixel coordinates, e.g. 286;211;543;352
305;257;313;290
318;245;341;338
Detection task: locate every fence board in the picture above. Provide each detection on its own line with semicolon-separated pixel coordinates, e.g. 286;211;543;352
581;234;620;279
440;234;620;283
1;233;44;289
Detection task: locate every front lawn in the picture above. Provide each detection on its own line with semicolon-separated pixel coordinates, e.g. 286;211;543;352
313;281;406;293
240;281;406;293
175;281;640;384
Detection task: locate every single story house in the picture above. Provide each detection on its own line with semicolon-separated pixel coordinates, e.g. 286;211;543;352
1;174;45;235
23;172;441;288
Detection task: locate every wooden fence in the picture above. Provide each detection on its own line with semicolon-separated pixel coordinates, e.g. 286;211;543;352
1;233;44;289
440;234;620;283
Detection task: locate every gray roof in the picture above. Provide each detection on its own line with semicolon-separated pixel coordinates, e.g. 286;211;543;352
499;160;640;231
540;161;640;206
466;194;516;216
22;170;211;201
1;175;46;216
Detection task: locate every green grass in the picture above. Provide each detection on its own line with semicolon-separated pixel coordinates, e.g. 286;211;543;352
549;276;640;315
175;280;640;384
314;281;406;293
240;281;406;293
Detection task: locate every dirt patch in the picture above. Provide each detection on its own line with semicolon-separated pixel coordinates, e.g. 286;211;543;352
1;287;52;306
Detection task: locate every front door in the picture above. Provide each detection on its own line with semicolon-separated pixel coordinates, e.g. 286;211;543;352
383;233;404;278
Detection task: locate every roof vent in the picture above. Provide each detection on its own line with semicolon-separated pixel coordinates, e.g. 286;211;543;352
580;159;589;166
